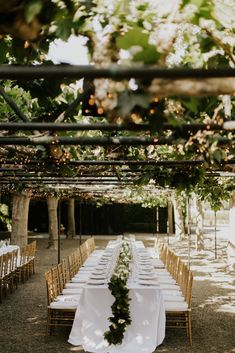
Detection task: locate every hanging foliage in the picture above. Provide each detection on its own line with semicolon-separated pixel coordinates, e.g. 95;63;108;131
0;0;234;205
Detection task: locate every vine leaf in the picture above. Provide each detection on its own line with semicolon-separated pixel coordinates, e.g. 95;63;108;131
116;26;160;64
0;40;8;63
133;45;160;65
24;0;43;23
60;164;76;177
116;27;149;49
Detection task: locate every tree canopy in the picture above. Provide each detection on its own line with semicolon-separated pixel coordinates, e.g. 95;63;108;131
0;0;234;208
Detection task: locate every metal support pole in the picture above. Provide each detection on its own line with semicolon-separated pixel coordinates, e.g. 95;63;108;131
214;211;217;259
167;219;170;245
156;207;159;234
90;204;93;238
187;198;191;269
79;200;82;246
152;207;155;237
58;200;61;264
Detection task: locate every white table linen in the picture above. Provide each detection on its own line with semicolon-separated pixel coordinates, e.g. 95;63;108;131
68;240;166;353
68;283;165;353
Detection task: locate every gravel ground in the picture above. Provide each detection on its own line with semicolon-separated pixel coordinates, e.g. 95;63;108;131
0;233;234;353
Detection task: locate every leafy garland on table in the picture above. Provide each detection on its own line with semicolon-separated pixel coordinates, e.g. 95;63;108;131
104;239;132;345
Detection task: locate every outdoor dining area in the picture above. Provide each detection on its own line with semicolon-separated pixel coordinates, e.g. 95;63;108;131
0;240;36;303
0;1;235;353
44;236;193;352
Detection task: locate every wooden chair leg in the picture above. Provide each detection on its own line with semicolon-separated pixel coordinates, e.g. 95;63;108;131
188;311;192;346
0;279;2;303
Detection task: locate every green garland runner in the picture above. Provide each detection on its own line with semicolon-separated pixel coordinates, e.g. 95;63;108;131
104;276;132;345
104;239;132;345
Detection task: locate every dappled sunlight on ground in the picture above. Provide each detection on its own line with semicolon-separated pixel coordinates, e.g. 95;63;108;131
199;293;235;310
69;346;84;352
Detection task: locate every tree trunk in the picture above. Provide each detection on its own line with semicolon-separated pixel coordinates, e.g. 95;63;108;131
167;201;174;236
149;77;235;96
227;191;235;270
195;199;205;251
47;196;59;250
172;197;185;241
67;198;76;238
11;191;31;247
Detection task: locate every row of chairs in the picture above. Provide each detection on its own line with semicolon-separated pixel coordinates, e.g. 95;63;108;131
153;240;193;345
0;241;36;303
44;237;96;334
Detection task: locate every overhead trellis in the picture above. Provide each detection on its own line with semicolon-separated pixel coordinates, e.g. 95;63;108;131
0;64;235;200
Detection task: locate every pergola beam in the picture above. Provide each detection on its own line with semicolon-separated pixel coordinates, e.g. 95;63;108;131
0;135;232;146
0;65;235;80
0;122;228;132
1;159;235;166
0;65;235;95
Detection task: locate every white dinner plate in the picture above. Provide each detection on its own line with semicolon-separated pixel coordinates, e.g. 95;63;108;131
87;279;106;285
139;280;159;286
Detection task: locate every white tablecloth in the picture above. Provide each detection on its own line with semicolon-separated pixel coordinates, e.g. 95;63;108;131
68;241;166;353
69;284;165;353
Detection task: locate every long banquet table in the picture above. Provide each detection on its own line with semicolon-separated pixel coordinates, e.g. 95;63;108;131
68;239;166;353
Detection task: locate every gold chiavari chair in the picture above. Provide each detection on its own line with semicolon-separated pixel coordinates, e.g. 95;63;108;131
171;254;180;280
159;244;168;265
61;258;71;283
80;242;89;263
52;263;68;295
28;240;36;276
17;245;29;282
44;269;77;335
1;252;14;297
177;261;189;296
10;248;19;290
86;237;96;254
73;248;82;273
165;270;193;345
56;263;65;294
62;257;86;294
68;254;77;279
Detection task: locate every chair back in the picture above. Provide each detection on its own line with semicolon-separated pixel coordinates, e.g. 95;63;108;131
45;270;57;304
68;254;77;278
186;271;193;308
80;242;88;263
51;266;61;296
57;263;65;292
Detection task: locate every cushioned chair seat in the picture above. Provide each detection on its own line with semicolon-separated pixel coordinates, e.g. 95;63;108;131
165;301;189;311
56;294;81;302
49;301;78;310
160;283;181;290
163;294;185;302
